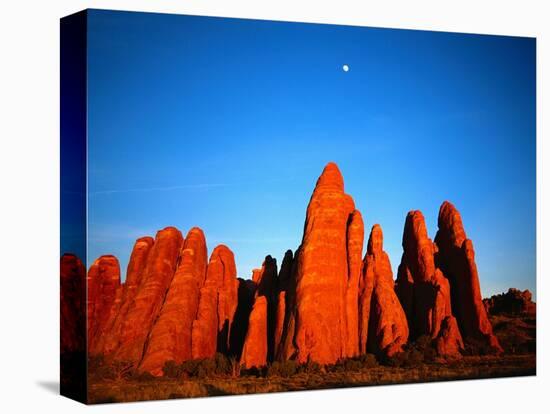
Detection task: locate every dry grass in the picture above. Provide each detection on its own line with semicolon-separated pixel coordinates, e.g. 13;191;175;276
88;354;535;404
490;314;536;354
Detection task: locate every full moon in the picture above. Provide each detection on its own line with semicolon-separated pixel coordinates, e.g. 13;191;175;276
342;64;349;72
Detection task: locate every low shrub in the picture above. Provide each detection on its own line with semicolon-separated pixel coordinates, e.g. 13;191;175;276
343;358;363;371
267;360;299;377
240;365;267;377
162;360;181;379
358;353;378;368
404;336;437;362
131;371;156;382
162;354;233;379
213;353;232;375
88;356;134;381
298;360;322;374
462;338;493;356
326;354;378;373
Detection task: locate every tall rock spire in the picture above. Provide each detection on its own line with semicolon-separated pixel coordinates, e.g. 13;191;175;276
345;210;365;358
87;255;121;353
273;250;294;359
138;228;207;375
360;225;409;357
111;227;183;366
95;236;154;355
191;245;239;359
280;162;364;364
434;201;502;353
240;256;278;368
395;210;463;357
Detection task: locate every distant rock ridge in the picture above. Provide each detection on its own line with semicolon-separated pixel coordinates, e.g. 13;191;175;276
66;162;510;374
484;288;536;316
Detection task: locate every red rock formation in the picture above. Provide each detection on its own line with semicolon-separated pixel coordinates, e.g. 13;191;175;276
358;251;375;355
277;250;294;292
394;262;414;327
229;278;256;358
273;291;287;359
112;227;183;365
274;250;293;358
395;210;463;357
213;246;239;353
283;162;362;364
139;228;206;375
60;254;86;354
363;225;409;357
484;288;536;316
87;255;121;353
97;237;154;355
434;201;502;353
435;316;464;357
276;247;300;362
240;295;268;369
240;257;278;368
344;210;365;358
191;245;239;359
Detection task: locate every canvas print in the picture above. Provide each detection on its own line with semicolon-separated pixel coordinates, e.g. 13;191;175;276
60;9;536;404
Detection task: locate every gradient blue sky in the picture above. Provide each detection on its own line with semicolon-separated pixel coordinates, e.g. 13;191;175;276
83;9;536;298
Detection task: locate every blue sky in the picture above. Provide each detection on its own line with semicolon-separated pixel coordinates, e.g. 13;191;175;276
81;9;535;298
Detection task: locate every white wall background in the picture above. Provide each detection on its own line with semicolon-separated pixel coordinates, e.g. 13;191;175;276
0;1;547;412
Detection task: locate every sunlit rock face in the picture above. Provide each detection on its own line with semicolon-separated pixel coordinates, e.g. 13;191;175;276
394;210;463;357
87;255;121;354
96;237;154;356
274;250;293;359
139;227;206;375
191;244;239;359
434;201;502;353
82;165;506;373
112;227;184;367
240;256;278;368
361;225;409;357
279;162;365;364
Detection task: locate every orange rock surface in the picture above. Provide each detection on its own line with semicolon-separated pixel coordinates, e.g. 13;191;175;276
240;295;268;368
395;210;462;356
97;237;154;355
273;250;293;358
229;278;256;358
344;210;365;358
139;228;206;375
112;227;183;365
241;256;277;368
82;167;507;371
240;257;278;368
276;247;300;362
435;315;464;357
363;225;409;357
281;163;363;364
358;251;375;355
87;255;121;353
191;245;239;359
434;201;502;353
